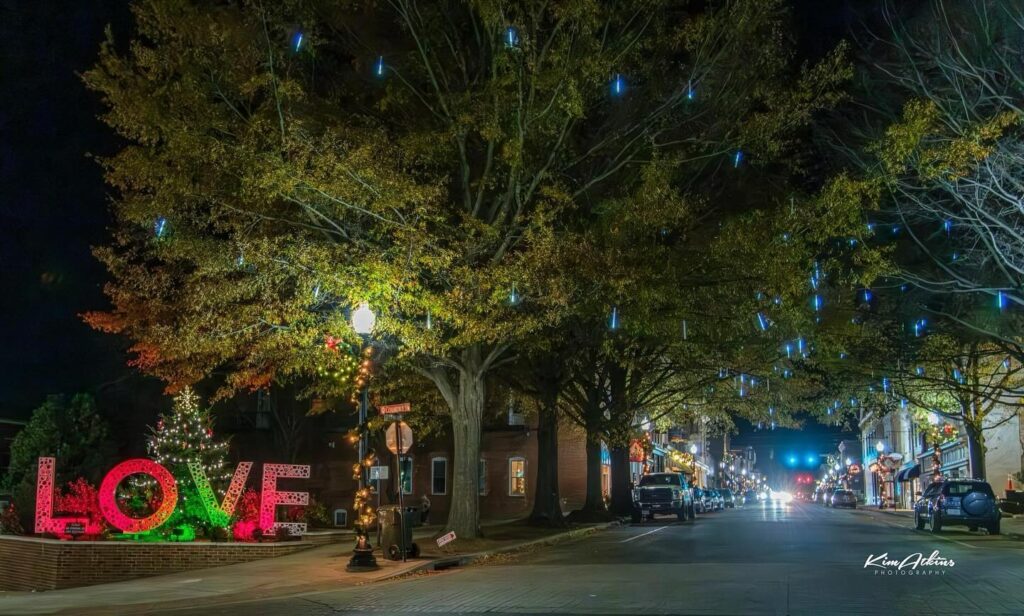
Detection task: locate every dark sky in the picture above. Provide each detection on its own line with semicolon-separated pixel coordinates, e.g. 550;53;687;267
0;0;865;455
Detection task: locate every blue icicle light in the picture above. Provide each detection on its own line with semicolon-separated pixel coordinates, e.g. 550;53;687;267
609;306;619;330
154;216;168;238
611;74;626;96
505;26;519;48
292;32;304;52
375;56;385;77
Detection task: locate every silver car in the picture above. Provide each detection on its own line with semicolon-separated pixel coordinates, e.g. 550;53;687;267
830;489;856;508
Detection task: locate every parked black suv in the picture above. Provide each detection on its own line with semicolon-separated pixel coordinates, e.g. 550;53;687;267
632;473;695;522
914;479;1001;534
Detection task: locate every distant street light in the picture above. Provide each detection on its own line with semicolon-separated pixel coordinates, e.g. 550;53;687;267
730;464;735;472
875;441;885;453
689;444;698;455
845;457;852;466
742;469;748;476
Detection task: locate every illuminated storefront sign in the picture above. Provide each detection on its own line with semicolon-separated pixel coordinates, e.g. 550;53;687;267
35;457;309;536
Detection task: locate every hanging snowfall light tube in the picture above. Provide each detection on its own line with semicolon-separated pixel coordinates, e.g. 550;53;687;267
608;306;619;330
292;32;304;52
375;56;385;77
611;74;626;96
997;291;1008;310
505;26;519;48
756;312;769;331
733;150;744;168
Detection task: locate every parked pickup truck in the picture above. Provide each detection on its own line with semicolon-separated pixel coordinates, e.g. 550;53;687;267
631;472;695;522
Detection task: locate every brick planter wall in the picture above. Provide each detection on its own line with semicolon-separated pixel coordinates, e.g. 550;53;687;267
0;532;346;591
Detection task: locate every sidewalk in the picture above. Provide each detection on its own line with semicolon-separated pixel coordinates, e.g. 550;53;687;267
0;519;616;615
863;506;1024;539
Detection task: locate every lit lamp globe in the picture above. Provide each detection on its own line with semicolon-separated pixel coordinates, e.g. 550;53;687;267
351;302;376;336
689;444;698;455
741;469;747;476
875;441;885;453
845;457;852;466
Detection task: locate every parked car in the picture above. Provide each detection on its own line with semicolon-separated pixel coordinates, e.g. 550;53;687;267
631;473;695;523
743;489;758;505
711;489;726;510
914;479;1001;534
719;489;736;508
830;489;856;508
692;487;710;513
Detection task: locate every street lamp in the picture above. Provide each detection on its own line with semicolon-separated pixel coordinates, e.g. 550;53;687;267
845;457;852;466
348;301;378;571
730;464;735;472
741;469;747;476
689;444;698;455
351;302;377;335
875;440;885;453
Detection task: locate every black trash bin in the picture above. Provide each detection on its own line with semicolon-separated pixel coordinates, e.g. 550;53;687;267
378;505;419;560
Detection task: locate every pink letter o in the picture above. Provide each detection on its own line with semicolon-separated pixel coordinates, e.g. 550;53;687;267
99;459;178;533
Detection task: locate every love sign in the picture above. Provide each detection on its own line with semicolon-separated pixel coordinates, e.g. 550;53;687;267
35;457;309;537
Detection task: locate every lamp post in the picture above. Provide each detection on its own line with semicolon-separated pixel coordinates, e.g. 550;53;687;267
874;440;886;508
347;302;378;572
351;302;377;491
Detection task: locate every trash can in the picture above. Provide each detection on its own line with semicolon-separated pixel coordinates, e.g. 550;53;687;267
405;505;422;527
378;505;419;560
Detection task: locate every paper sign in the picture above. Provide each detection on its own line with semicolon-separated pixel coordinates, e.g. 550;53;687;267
437;531;457;547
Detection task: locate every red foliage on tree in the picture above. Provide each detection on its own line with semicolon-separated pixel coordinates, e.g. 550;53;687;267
231;488;261;542
56;478;106;537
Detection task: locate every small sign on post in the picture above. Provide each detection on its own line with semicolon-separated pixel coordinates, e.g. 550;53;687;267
369;466;390;481
378;402;411;415
64;522;85;537
436;530;457;548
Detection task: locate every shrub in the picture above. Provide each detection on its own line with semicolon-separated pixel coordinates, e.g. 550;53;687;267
0;502;25;535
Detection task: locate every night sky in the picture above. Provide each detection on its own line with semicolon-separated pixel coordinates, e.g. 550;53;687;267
0;0;861;457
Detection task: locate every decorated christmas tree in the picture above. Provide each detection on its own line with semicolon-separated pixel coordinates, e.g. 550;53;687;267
145;387;232;537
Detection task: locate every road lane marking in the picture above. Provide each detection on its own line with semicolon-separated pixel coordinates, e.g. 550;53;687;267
620;526;667;543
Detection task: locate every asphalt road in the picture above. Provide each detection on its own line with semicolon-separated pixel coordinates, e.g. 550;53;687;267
162;501;1024;616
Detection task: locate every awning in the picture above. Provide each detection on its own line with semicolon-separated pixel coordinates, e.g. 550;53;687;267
895;464;921;482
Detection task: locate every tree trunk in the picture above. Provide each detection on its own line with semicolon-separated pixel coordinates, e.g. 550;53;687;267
609;445;633;515
582;436;606;512
529;388;564;526
444;349;485;539
963;419;986;481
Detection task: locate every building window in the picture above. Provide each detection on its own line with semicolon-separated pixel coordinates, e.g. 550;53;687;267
508;404;526;426
399;456;413;495
479;459;488;495
509;457;526;496
431;457;447;495
333;509;347;527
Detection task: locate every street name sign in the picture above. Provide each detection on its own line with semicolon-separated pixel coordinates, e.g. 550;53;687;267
378;402;411;415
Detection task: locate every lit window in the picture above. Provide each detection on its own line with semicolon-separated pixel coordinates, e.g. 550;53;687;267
431;457;447;495
479;459;488;495
509;457;526;496
399;456;413;495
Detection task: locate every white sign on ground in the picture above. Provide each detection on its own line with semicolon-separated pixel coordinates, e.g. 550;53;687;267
437;531;457;547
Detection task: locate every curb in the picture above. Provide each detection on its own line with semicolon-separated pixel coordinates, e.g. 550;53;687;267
869;506;1024;540
374;520;621;583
